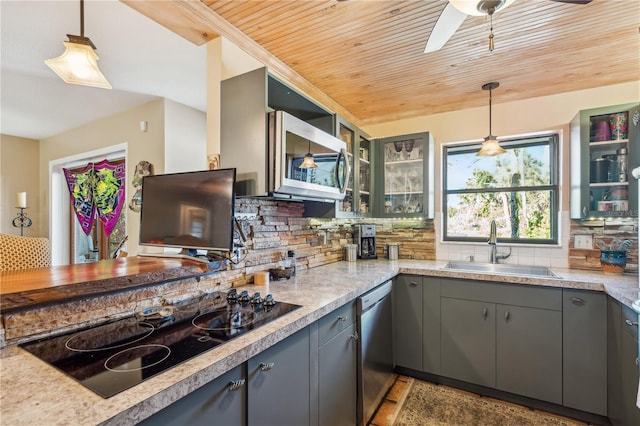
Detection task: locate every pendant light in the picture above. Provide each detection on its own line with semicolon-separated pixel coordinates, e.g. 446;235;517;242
299;140;317;169
476;82;506;157
45;0;112;89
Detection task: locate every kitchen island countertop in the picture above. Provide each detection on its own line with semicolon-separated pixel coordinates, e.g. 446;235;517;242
1;259;638;425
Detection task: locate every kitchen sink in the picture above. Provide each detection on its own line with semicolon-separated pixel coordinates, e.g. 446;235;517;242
441;262;561;279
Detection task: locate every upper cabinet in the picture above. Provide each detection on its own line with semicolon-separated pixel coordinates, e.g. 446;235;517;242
570;103;639;219
375;132;435;219
335;115;373;217
221;67;336;198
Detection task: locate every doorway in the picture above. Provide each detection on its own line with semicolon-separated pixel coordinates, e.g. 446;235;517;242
49;144;127;265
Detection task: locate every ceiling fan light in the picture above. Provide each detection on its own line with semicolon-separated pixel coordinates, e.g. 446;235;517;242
477;136;506;156
45;36;112;89
299;153;318;169
449;0;516;16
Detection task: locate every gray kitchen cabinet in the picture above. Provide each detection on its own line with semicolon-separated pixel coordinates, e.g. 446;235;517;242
563;289;607;416
317;302;357;426
441;297;495;387
569;102;639;219
608;297;640;426
375;132;435;218
137;364;246;426
440;278;562;404
393;275;440;374
334;115;374;218
247;326;311;426
220;67;334;198
496;303;562;404
393;275;423;370
421;277;441;374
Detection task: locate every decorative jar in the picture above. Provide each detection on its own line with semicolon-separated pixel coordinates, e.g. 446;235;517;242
600;249;627;274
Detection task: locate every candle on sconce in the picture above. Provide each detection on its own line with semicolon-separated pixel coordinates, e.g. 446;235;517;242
17;192;27;208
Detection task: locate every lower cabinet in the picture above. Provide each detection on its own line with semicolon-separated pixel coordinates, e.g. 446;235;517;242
440;278;562;404
317;302;357;426
608;297;640;426
563;289;607;416
393;275;440;374
137;327;310;426
495;303;562;404
441;297;495;388
248;327;311;426
137;365;246;426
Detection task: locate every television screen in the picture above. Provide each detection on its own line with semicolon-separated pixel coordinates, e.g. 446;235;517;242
139;168;236;253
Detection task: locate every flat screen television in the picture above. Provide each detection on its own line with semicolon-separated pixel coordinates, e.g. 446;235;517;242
139;168;236;260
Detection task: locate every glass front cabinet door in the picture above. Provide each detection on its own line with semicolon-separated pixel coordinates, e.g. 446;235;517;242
335;116;373;217
376;132;434;218
570;103;639;219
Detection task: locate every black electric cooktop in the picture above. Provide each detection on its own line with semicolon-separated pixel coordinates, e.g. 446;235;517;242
21;290;301;398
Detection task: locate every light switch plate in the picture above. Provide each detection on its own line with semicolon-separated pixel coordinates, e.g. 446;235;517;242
574;234;593;249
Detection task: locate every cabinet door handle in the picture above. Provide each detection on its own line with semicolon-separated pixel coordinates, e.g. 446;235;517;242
625;319;639;327
504;311;510;321
570;297;585;306
409;281;418;287
350;331;359;341
483;308;488;319
228;379;245;391
259;362;275;371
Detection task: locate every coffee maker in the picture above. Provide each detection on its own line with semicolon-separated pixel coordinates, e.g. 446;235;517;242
353;224;377;259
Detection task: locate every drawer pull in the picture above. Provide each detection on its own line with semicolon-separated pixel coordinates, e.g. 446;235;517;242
483;308;488;319
625;319;638;327
570;297;585;306
260;362;275;371
337;316;347;322
228;379;245;391
350;331;359;341
409;282;418;288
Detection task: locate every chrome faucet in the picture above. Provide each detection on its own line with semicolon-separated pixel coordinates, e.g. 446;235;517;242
488;220;498;263
488;219;511;264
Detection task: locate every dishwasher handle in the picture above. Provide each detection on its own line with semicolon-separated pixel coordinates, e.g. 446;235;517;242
358;281;392;314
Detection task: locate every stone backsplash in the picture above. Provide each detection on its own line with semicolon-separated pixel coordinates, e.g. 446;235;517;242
569;218;638;273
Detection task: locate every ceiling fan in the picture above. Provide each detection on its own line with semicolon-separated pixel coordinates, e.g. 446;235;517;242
424;0;593;53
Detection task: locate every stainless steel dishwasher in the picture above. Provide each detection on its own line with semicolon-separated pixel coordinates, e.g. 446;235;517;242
357;280;394;425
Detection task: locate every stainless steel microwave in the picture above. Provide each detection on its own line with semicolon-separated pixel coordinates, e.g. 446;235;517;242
269;111;350;200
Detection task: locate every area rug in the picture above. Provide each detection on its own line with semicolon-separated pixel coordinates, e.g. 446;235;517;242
390;379;585;426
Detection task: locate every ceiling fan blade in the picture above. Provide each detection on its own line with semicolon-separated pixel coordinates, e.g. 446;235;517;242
549;0;593;4
424;3;468;53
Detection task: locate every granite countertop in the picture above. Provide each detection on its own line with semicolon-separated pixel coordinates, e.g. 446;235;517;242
1;259;638;425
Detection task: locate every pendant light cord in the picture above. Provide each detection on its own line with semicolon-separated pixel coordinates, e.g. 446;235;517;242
80;0;84;37
488;87;493;136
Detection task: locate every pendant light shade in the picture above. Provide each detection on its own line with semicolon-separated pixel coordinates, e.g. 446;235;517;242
298;140;317;169
45;0;111;89
476;82;506;157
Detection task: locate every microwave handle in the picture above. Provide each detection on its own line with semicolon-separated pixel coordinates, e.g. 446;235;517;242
336;148;351;194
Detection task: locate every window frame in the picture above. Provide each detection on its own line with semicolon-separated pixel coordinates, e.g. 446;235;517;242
442;134;559;245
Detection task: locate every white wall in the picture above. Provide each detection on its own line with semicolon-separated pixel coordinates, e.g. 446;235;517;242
0;134;40;236
164;99;207;173
363;81;640;268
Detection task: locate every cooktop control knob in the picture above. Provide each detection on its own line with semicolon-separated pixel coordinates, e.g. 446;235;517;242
263;294;276;306
238;290;251;303
251;292;263;305
226;288;238;303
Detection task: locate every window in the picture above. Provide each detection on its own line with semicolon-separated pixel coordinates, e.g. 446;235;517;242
443;134;559;244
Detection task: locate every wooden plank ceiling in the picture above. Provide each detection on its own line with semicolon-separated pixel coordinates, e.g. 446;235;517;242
127;0;639;128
